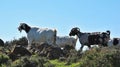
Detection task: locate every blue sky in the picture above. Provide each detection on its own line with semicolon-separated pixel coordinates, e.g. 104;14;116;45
0;0;120;50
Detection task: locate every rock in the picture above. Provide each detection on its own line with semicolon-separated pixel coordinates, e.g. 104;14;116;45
12;45;31;56
36;43;63;60
46;46;63;60
36;42;51;52
9;45;31;61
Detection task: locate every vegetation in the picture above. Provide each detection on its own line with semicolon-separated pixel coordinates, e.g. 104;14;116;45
79;47;120;67
0;37;120;67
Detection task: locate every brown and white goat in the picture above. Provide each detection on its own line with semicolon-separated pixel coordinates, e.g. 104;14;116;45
18;23;57;50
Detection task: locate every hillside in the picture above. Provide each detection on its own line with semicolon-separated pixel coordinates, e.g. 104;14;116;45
0;37;120;67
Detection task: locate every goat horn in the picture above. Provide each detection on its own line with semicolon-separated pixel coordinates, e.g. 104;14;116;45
75;27;80;31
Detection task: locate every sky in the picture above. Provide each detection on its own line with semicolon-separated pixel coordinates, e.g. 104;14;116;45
0;0;120;50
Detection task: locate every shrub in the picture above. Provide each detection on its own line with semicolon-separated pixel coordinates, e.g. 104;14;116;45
44;62;55;67
5;36;28;49
11;54;49;67
79;47;120;67
66;49;81;65
0;53;11;66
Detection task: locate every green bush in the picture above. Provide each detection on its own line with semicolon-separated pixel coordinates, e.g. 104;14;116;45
0;53;11;66
5;36;28;50
44;62;55;67
66;49;80;65
11;54;49;67
79;47;120;67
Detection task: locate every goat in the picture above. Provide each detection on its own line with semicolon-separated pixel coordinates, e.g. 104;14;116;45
107;38;120;46
18;23;57;50
69;27;110;51
56;36;78;48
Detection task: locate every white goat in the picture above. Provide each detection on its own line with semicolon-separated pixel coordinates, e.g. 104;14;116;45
56;36;78;48
107;38;120;46
18;23;57;49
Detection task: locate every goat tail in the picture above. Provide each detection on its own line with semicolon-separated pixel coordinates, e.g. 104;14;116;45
106;30;110;35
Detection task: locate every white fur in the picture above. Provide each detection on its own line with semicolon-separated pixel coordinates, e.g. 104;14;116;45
56;36;78;48
27;27;56;49
107;38;120;46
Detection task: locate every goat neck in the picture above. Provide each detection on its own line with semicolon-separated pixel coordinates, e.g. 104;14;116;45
25;25;31;33
76;32;83;38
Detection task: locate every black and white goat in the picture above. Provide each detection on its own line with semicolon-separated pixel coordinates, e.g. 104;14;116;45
18;23;57;49
107;38;120;46
69;27;110;51
56;36;78;48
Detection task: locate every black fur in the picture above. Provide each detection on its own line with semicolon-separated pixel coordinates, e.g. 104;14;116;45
18;23;31;33
113;38;119;45
88;35;101;45
69;27;80;36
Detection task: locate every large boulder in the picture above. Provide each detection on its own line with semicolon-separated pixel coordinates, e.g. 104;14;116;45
36;43;63;60
9;45;31;61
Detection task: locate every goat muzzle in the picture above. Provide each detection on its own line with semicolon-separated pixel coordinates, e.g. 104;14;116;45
18;27;22;32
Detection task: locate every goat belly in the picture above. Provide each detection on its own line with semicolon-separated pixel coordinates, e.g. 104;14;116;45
88;35;101;45
27;27;55;44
